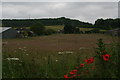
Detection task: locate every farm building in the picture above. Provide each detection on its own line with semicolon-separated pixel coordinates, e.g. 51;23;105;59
106;28;120;36
0;27;18;39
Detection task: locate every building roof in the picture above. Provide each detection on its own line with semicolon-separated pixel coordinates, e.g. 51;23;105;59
0;27;11;33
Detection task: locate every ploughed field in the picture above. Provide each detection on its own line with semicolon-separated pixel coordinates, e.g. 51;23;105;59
2;34;117;78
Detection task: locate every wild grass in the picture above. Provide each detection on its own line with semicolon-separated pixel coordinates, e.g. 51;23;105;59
2;34;118;78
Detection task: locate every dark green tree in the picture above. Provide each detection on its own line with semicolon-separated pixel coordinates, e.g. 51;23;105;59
30;22;45;36
95;18;120;30
64;21;76;34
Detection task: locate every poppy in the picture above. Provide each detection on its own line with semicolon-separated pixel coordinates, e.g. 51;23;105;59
84;57;95;64
64;74;76;78
72;70;78;72
80;64;84;67
64;74;69;78
69;71;76;74
103;54;110;61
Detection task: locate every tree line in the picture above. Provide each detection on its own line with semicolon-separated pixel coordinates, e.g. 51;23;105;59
2;17;120;30
95;18;120;30
1;17;120;36
2;17;93;28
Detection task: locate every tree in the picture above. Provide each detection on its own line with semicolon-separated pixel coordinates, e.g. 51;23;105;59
95;18;120;30
64;21;76;34
30;22;45;36
64;21;80;34
75;27;80;34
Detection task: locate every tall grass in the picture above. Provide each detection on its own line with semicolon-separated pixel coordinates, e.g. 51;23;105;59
2;34;118;78
3;50;89;78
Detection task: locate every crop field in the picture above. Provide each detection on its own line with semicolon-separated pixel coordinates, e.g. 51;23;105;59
45;26;94;32
79;28;94;31
45;25;64;31
2;34;119;78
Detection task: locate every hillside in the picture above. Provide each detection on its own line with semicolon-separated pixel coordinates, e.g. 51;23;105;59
2;17;93;28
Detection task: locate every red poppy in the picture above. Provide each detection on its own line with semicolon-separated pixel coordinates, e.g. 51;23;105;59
78;74;80;76
64;74;76;78
64;74;70;78
69;70;78;75
103;54;110;61
69;71;76;74
80;64;84;67
84;57;95;64
72;70;78;72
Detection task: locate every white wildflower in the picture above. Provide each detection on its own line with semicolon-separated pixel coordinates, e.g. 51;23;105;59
44;57;47;60
58;52;64;55
55;60;58;62
65;51;73;54
18;48;22;50
7;58;19;61
26;54;29;56
23;47;26;48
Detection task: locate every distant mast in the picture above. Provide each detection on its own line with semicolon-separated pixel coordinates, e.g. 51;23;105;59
29;14;31;20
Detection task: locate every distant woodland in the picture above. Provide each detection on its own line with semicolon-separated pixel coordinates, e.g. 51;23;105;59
2;17;120;30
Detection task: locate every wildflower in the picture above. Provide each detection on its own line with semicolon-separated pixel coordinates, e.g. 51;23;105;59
58;52;64;55
84;57;95;64
55;60;58;62
69;70;78;75
65;51;73;54
7;58;19;61
78;74;80;76
103;54;110;61
26;54;29;56
23;47;26;48
69;71;76;75
72;70;78;72
64;74;75;78
64;74;69;78
80;64;84;67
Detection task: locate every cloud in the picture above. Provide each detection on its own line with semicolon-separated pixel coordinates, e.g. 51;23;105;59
118;2;120;18
0;3;2;19
2;2;118;24
1;0;120;2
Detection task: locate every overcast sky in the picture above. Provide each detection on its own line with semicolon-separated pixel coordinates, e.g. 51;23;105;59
1;2;118;24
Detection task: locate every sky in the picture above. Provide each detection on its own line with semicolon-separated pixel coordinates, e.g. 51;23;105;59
1;0;120;2
1;1;119;24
